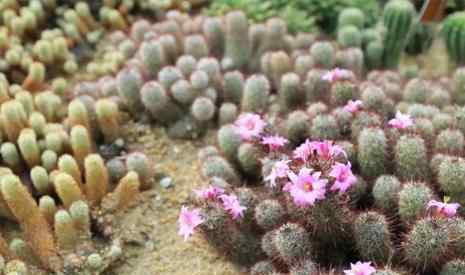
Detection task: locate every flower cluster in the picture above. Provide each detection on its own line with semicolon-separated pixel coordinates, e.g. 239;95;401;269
388;111;413;129
322;68;354;82
179;186;247;241
344;261;376;275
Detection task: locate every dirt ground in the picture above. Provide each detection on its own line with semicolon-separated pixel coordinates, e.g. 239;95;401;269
103;122;243;275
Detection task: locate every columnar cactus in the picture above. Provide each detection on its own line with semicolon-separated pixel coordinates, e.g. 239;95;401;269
443;12;465;65
382;0;415;68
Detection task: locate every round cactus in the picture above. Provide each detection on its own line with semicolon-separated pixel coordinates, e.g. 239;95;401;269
398;182;433;225
435;129;464;155
272;223;311;265
338;7;365;29
441;259;465;275
310;114;340;140
250;260;277;275
438;157;465;198
285;111;310;145
191;97;216;122
310;42;335;69
357;128;387;179
394;135;428;181
337;25;362;48
237;143;262;178
373;175;402;213
403;217;450;271
217;124;242;161
254;200;286;231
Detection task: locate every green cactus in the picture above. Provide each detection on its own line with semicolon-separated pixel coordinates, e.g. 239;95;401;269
443;12;465;65
435;129;464;155
254;200;286;231
217;124;242;162
284;111;310;145
395;135;428;181
222;11;251;70
241;75;270;113
250;260;276;275
310;42;335;69
403;217;450;271
237;143;261;178
441;259;465;275
353;211;393;264
358;128;388;179
373;175;402;213
310;114;340;140
272;223;311;265
338;8;365;29
398;182;433;225
184;35;209;60
176;55;197;78
382;0;415;69
337;25;362;48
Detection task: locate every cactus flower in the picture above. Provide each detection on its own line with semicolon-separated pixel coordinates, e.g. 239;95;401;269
293;139;314;162
388;111;413;129
311;140;347;161
233;113;266;141
219;194;247;220
344;100;363;114
427;199;460;218
283;168;327;207
261;135;289;151
329;162;357;193
195;186;225;200
344;261;376;275
265;160;291;187
322;68;353;82
178;206;204;241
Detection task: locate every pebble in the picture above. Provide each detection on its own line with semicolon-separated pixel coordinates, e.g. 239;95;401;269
160;177;174;188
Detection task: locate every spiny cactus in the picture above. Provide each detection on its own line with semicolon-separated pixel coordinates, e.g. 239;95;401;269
443;12;465;65
382;0;415;69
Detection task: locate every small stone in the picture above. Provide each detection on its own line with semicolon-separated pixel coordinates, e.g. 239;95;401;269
160;177;173;188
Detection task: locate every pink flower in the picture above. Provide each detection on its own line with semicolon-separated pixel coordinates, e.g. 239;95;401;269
261;135;289;151
344;261;376;275
388;111;413;129
219;194;247;220
344;100;363;114
293;139;313;162
310;140;347;161
427;199;460;218
329;162;357;193
322;68;353;82
283;168;327;207
178;206;204;241
195;186;225;200
265;160;291;187
233;113;266;141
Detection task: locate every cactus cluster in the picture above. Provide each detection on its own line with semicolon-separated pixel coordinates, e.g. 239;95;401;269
0;61;152;273
147;10;465;274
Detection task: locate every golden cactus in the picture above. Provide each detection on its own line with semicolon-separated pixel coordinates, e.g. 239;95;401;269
84;154;109;205
53;172;84;208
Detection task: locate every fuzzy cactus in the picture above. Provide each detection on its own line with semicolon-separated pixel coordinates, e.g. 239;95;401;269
241;75;270;113
395;135;429;181
222;11;251;70
353;211;393;263
358;128;387;179
398;182;433;225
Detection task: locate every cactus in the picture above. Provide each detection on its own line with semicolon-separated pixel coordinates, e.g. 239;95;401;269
435;129;464;155
338;8;365;29
84;154;109;205
54;209;79;250
95;99;120;143
17;129;40;168
126;152;152;189
237;143;262;178
382;0;415;69
278;73;302;112
284;111;310;145
398;182;433;225
53;172;84;209
70;125;93;167
241;75;270;113
1;175;60;270
441;259;465;275
394;135;428;181
110;171;141;210
373;175;402;213
403;217;450;271
69;200;90;239
191;97;216;122
358;128;388;178
116;68;144;115
272;223;311;265
443;12;465;65
222;11;251;70
310;42;335;69
337;25;362;48
353;211;393;263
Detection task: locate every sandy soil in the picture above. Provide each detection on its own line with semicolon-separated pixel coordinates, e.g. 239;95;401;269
104;122;242;275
